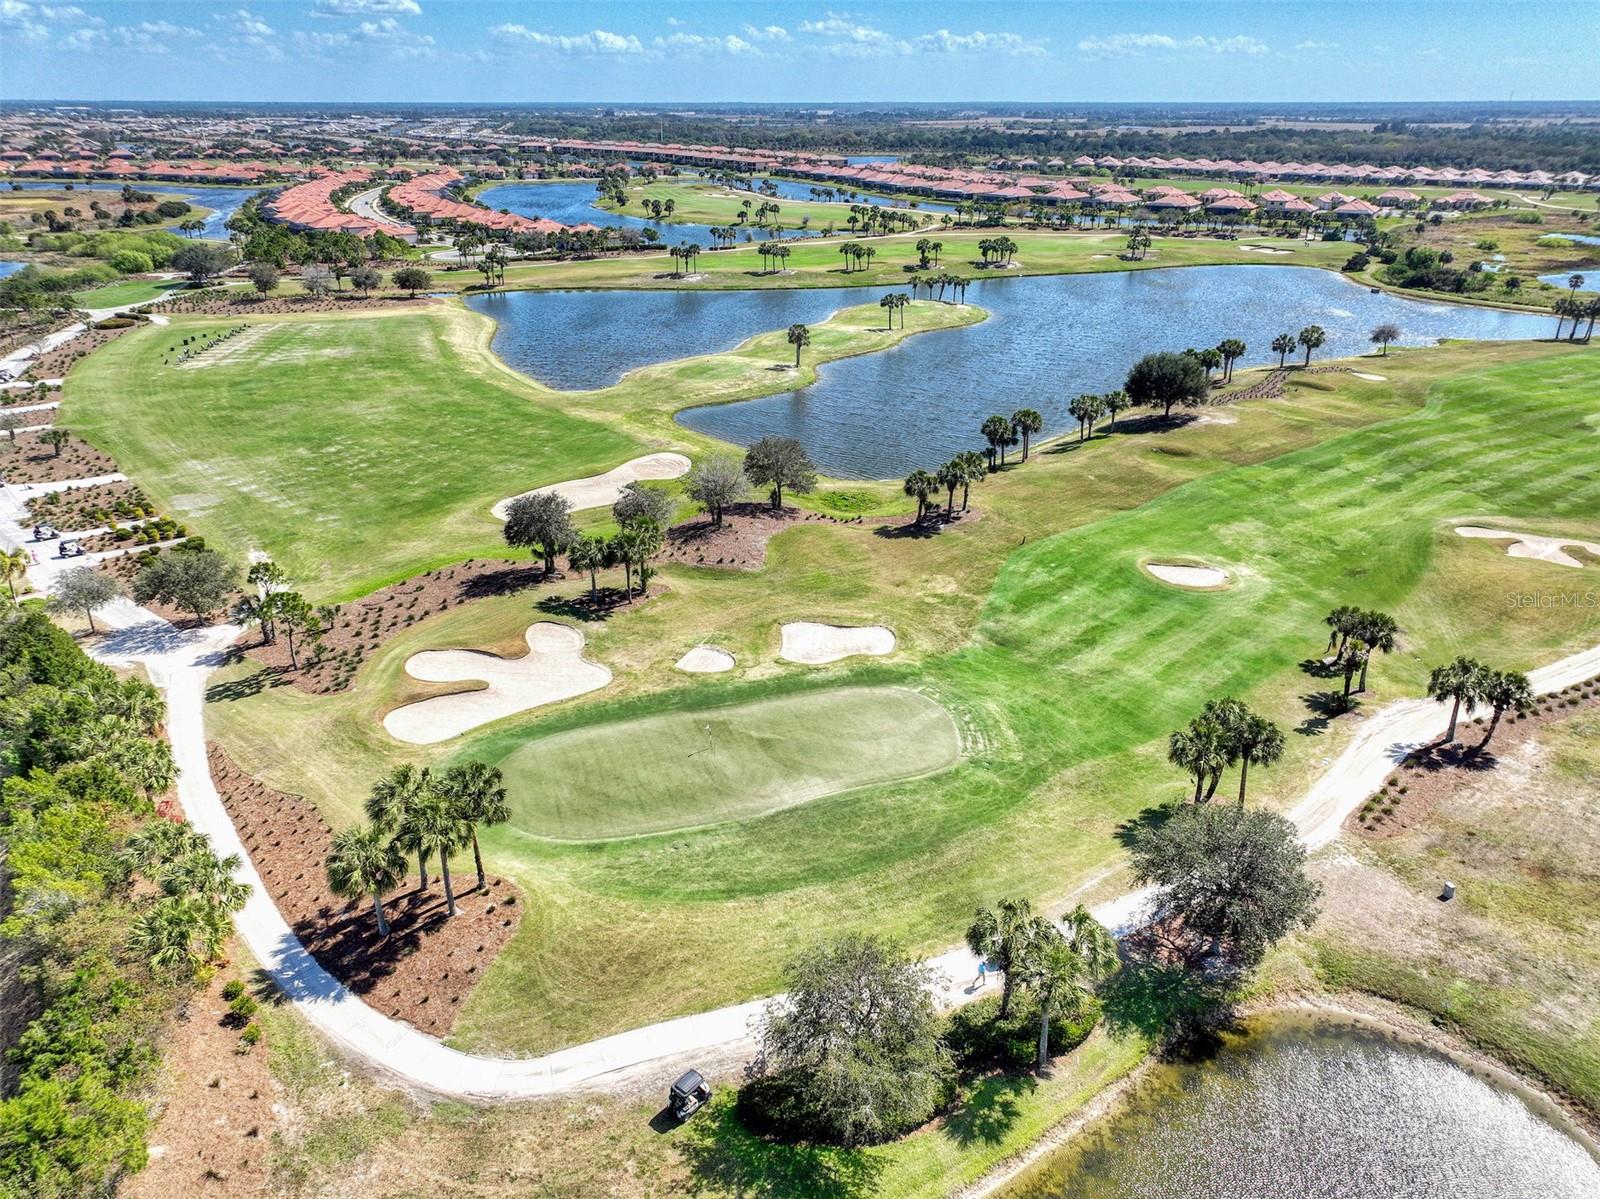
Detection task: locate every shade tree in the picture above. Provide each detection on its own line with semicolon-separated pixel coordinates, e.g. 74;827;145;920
502;490;576;574
743;436;817;510
1125;351;1209;419
47;566;121;634
684;454;749;527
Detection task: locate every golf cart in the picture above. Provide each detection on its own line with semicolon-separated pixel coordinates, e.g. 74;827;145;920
33;523;57;541
57;539;85;558
668;1070;711;1121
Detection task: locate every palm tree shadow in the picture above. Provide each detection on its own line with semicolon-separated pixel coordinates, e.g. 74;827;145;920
1114;802;1174;849
941;1073;1035;1149
1296;690;1349;736
873;519;944;540
535;589;633;623
1298;656;1339;680
673;1102;885;1199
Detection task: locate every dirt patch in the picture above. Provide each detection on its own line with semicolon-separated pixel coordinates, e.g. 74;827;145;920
25;323;133;381
0;405;57;429
660;501;892;570
122;948;278;1199
0;429;118;483
209;744;522;1036
1348;674;1600;838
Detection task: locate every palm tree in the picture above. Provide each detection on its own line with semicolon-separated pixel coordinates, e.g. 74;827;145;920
1103;389;1128;431
365;765;434;890
902;469;938;523
1428;656;1488;743
956;450;986;510
437;761;510;890
1232;714;1285;804
980;414;1015;469
1019;906;1117;1070
786;322;810;367
0;546;28;601
1216;338;1247;382
1068;393;1102;441
966;898;1036;1019
1339;638;1369;710
879;292;896;329
1323;604;1362;656
568;535;609;601
1168;715;1231;802
326;824;407;935
409;788;469;917
130;895;229;976
1297;324;1326;366
159;849;250;912
1011;409;1043;459
1369;323;1401;356
936;459;962;518
1271;332;1296;368
1479;669;1533;746
1351;610;1398;691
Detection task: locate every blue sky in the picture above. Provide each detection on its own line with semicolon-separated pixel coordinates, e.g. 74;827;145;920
2;1;1595;104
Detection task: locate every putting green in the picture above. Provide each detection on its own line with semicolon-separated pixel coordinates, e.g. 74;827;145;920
484;685;961;841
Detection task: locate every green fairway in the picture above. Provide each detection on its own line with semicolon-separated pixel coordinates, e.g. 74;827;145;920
64;306;641;598
72;278;189;308
477;685;961;841
202;340;1600;1054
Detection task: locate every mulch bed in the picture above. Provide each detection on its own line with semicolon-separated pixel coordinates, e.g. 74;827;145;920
25;480;155;529
1349;674;1600;838
208;743;522;1037
0;429;117;484
26;323;134;381
0;406;58;429
157;290;444;317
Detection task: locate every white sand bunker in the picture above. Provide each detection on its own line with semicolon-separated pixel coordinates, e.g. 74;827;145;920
1241;245;1293;255
675;646;735;673
780;623;896;665
383;622;611;744
1456;526;1600;569
1145;562;1231;589
1350;371;1387;381
492;452;691;518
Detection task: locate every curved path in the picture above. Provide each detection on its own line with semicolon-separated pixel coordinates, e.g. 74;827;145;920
5;483;1597;1098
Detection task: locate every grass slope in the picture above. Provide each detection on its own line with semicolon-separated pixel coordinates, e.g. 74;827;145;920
206;342;1600;1053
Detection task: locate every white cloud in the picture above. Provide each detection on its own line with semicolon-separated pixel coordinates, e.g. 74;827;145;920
296;14;433;58
112;19;203;53
489;24;645;55
911;29;1046;56
312;0;421;16
799;16;893;44
212;8;281;59
1078;32;1269;58
665;15;685;27
741;23;790;43
2;0;100;43
1294;40;1339;50
654;31;761;55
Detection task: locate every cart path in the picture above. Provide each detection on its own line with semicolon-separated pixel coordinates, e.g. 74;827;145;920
6;477;1598;1097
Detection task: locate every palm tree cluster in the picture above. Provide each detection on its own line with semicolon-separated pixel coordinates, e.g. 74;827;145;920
756;242;792;273
1168;698;1286;804
966;898;1118;1069
903;451;986;524
1427;656;1533;746
474;245;509;288
913;237;945;269
1322;605;1400;707
327;761;511;935
842;204;917;237
836;241;878;272
669;241;702;276
1552;275;1598;341
124;821;252;977
906;272;970;303
976;236;1019;266
878;291;911;328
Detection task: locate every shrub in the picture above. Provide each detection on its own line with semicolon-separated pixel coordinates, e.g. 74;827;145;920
944;992;1099;1073
237;1024;262;1052
227;993;259;1024
220;980;245;1002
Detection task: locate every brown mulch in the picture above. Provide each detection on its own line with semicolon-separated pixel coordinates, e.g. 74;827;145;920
158;290;445;317
26;323;134;381
0;314;77;359
1349;674;1600;838
0;429;117;483
122;946;278;1199
23;479;151;527
0;406;58;429
209;744;523;1037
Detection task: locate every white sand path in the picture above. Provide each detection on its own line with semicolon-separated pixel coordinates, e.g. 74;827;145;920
1145;562;1230;589
1456;525;1600;569
675;646;735;673
8;477;1599;1100
383;622;612;745
779;622;897;664
491;452;691;518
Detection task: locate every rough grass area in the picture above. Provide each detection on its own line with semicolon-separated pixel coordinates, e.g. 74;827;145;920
203;342;1600;1055
1289;707;1600;1120
479;684;962;841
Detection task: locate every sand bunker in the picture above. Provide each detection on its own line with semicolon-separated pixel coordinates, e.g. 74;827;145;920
492;453;691;518
1241;245;1293;255
1145;562;1231;589
1456;526;1600;569
383;622;611;744
1350;371;1387;381
779;623;896;665
675;646;735;673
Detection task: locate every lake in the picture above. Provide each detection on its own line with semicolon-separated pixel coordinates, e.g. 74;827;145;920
754;175;956;213
1003;1012;1600;1199
0;260;24;279
478;179;821;247
468;264;1550;477
3;179;251;238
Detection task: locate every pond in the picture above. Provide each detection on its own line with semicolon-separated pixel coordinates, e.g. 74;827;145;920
467;264;1549;476
754;175;956;213
1004;1012;1600;1199
1540;232;1600;247
3;179;251;238
477;180;820;247
676;265;1551;477
0;260;24;279
1540;272;1595;289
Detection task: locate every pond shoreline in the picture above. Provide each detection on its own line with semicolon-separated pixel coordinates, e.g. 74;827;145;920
957;991;1600;1199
